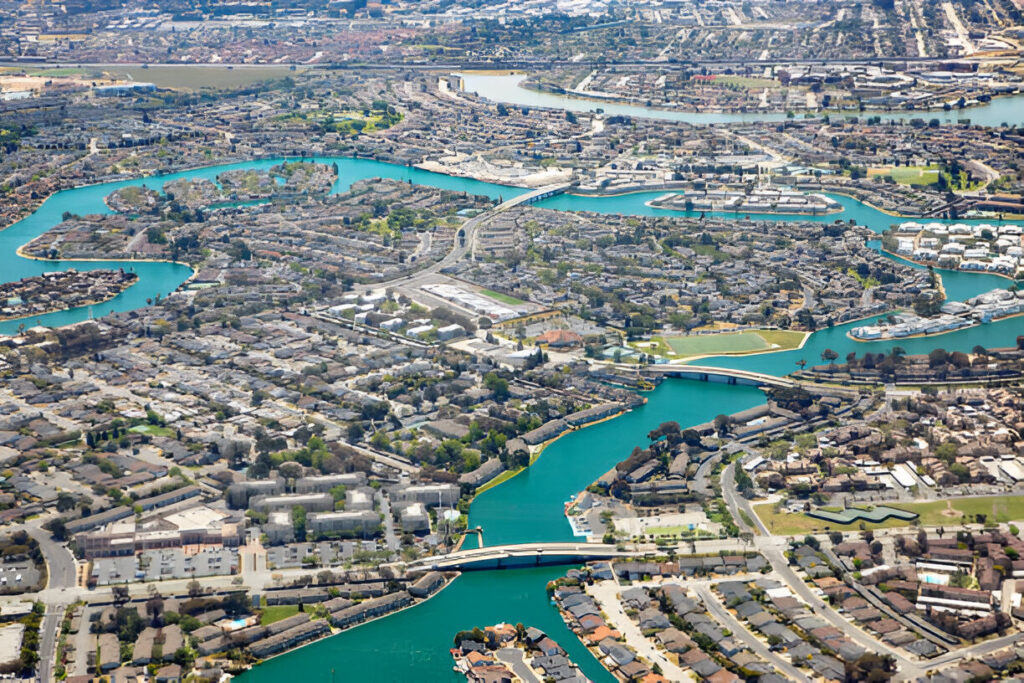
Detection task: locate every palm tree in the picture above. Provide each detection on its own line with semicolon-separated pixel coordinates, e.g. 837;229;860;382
796;359;807;371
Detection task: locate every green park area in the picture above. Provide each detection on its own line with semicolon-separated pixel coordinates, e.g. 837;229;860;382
260;604;300;626
480;289;525;305
712;75;779;89
867;165;940;186
753;495;1024;536
633;329;805;359
128;423;176;438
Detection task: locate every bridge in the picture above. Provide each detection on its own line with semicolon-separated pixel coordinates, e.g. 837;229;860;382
638;364;796;388
406;542;639;571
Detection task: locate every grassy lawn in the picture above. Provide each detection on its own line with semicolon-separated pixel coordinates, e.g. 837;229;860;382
893;496;1024;525
260;605;300;626
106;65;303;90
752;503;916;536
663;329;805;358
128;424;175;437
479;289;525;305
753;496;1024;536
867;165;940;186
646;525;689;536
474;467;524;496
756;329;807;349
713;76;778;89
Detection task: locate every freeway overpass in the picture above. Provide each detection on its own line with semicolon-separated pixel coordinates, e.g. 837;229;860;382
407;542;638;571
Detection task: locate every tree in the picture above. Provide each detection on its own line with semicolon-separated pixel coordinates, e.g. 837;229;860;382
187;580;202;598
293;506;307;540
483;373;509;401
146;596;164;625
713;414;730;437
845;652;897;682
821;348;839;369
112;585;130;606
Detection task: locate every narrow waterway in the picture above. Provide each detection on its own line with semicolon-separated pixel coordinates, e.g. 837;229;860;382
7;156;1024;679
460;73;1024;128
237;381;764;683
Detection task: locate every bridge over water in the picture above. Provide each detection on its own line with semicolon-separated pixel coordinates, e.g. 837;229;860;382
406;542;639;571
639;364;797;388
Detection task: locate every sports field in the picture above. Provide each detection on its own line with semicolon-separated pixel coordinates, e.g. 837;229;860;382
661;329;805;358
867;165;940;186
752;496;1024;536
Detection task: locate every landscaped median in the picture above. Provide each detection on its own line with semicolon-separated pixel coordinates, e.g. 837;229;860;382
752;495;1024;536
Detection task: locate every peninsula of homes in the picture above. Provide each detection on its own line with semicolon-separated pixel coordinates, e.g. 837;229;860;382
0;270;138;322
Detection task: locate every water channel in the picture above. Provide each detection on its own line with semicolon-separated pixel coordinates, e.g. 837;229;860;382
460;73;1024;128
6;155;1024;680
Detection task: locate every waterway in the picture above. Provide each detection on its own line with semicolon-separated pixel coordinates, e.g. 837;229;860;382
0;158;524;336
461;73;1024;128
7;156;1024;680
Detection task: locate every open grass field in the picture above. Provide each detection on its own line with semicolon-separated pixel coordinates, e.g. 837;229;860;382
867;165;940;186
660;329;805;358
479;289;525;305
128;424;175;437
753;496;1024;536
753;503;918;535
106;65;304;90
260;604;300;626
894;496;1024;526
712;76;778;89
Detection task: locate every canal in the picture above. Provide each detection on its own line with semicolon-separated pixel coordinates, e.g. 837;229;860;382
5;156;1024;680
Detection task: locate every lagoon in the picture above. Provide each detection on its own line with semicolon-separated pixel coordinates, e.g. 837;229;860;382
8;156;1024;680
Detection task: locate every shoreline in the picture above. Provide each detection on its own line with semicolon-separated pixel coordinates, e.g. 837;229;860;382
644;196;844;217
513;76;1023;119
468;408;634;505
0;272;138;324
244;572;457;672
846;307;1024;344
879;246;1017;283
625;328;813;365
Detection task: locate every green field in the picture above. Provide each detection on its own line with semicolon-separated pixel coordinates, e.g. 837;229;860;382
128;424;175;437
659;329;805;358
753;496;1024;536
260;605;300;626
105;65;304;90
868;165;940;186
712;75;778;89
480;289;525;305
896;496;1024;526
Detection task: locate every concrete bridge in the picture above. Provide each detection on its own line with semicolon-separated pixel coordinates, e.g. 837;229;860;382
406;542;638;571
515;183;570;205
638;364;797;388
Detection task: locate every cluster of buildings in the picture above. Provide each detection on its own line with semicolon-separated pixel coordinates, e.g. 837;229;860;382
0;269;137;322
451;624;586;683
888;221;1024;275
651;187;841;215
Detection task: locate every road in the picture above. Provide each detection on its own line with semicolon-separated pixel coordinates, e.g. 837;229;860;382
377;489;400;552
694;585;810;682
587;580;691;681
25;521;78;683
495;647;541;683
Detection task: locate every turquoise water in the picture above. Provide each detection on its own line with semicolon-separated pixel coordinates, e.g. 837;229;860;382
238;381;763;683
9;156;1024;680
462;73;1024;128
0;158;523;336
